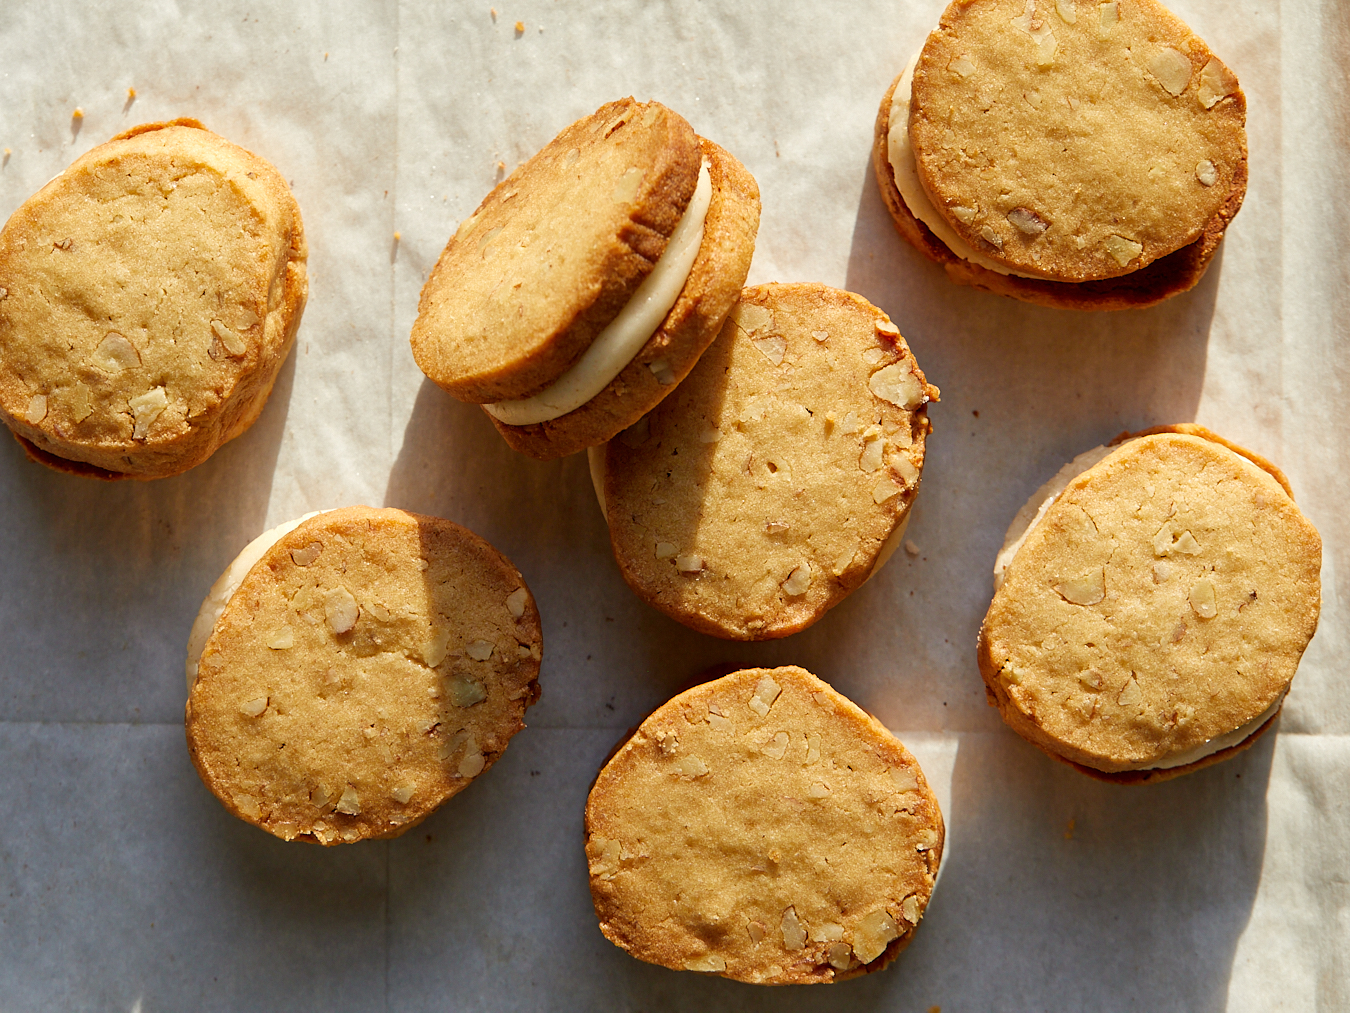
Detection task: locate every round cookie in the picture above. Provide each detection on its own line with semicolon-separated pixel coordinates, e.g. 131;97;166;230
875;0;1246;307
978;426;1321;783
185;506;542;844
410;98;760;460
0;119;307;479
910;0;1246;281
872;72;1229;311
597;283;938;640
585;666;944;984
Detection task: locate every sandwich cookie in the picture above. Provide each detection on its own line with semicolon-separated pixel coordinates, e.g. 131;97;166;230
978;425;1321;783
585;666;944;984
411;98;760;460
874;0;1246;310
592;283;937;640
185;506;542;844
0;119;306;478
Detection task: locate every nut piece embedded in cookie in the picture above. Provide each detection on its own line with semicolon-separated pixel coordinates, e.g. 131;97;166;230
585;666;944;984
0;119;307;479
978;426;1321;783
184;506;543;844
598;283;938;640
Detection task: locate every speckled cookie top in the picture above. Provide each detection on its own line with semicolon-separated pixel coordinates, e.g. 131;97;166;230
411;98;701;403
910;0;1246;281
0;120;306;478
602;283;937;640
186;507;542;845
585;666;943;985
980;432;1321;773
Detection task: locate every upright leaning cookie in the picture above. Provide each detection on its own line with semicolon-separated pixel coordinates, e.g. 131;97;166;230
593;283;938;639
979;426;1321;782
586;666;944;984
0;119;306;478
874;0;1246;309
185;506;542;844
411;97;760;460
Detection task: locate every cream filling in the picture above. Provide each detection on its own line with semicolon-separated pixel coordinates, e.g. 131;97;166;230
484;159;713;427
994;441;1286;771
887;53;1043;281
587;445;911;582
993;444;1122;591
184;512;322;688
1144;692;1284;771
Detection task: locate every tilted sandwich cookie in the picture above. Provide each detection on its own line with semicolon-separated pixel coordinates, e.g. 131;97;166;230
585;666;944;984
185;506;542;844
591;283;938;640
978;425;1321;783
411;97;760;460
0;119;306;479
874;0;1246;310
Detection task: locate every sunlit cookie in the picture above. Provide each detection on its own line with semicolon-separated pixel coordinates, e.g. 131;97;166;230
0;119;306;478
592;283;938;640
585;666;944;984
874;0;1246;309
185;506;542;844
978;425;1321;783
411;97;759;460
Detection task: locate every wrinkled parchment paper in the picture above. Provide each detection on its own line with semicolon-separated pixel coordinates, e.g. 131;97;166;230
1;1;1345;1009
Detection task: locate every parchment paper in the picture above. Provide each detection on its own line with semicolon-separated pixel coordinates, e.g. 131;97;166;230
0;1;1345;1009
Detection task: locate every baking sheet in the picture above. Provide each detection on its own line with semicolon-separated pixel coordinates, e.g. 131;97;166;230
0;0;1346;1009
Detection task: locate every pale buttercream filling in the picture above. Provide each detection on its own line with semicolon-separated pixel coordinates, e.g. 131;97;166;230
993;444;1122;590
185;512;322;688
484;159;713;427
587;445;911;583
887;52;1044;281
994;441;1287;771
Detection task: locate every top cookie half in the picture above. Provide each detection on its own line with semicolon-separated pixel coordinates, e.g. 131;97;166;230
0;120;307;479
910;0;1246;281
411;99;701;403
585;666;944;984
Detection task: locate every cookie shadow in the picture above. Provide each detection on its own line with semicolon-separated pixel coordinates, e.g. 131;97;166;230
386;727;909;1013
824;155;1225;729
921;727;1274;1009
383;378;628;722
171;750;390;998
0;349;297;723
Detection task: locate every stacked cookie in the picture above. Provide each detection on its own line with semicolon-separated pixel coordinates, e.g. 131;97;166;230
874;0;1246;309
0;120;306;478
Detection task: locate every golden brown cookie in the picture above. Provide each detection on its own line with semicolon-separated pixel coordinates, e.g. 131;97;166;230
411;98;760;460
0;119;307;479
597;283;938;640
872;75;1231;311
185;506;542;844
978;426;1321;783
585;666;944;984
487;138;760;459
875;0;1246;307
